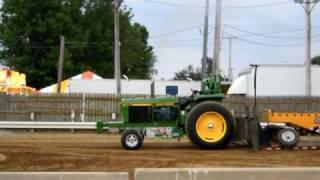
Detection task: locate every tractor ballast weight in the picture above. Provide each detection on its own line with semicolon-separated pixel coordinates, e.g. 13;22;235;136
97;74;235;150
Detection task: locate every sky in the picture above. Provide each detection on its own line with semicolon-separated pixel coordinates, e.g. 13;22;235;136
124;0;320;80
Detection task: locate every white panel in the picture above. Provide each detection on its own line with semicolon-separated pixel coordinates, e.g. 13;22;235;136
69;79;116;94
312;66;320;96
255;66;305;96
122;80;151;94
69;79;201;96
229;65;320;97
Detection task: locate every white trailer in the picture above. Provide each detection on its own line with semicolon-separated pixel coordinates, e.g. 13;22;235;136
227;64;320;97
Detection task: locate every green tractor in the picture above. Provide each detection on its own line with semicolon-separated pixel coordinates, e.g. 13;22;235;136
96;75;234;150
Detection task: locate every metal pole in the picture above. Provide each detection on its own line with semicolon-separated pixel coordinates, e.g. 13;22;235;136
201;0;210;91
228;37;233;82
226;36;237;82
57;36;65;94
114;0;121;95
251;65;260;151
213;0;222;75
305;2;312;96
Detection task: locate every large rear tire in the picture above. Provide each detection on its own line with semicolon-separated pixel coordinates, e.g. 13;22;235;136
186;101;234;149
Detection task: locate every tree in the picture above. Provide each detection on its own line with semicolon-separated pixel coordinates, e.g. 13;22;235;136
0;0;156;89
311;56;320;65
173;65;202;81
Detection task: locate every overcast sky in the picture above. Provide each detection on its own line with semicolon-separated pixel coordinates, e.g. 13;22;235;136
124;0;320;80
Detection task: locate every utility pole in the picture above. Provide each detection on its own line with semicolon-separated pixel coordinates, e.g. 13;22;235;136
305;2;312;96
57;36;65;94
225;36;237;82
213;0;222;76
114;0;122;96
295;0;319;96
201;0;210;91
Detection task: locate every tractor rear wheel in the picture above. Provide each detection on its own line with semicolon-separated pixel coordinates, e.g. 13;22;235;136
186;101;234;149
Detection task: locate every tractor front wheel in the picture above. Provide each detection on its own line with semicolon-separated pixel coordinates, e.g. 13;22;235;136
121;129;144;150
186;101;234;149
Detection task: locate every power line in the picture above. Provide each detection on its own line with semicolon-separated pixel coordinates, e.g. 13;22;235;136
8;23;320;49
224;31;320;47
224;24;320;40
240;26;320;35
8;33;320;49
238;37;320;47
150;24;320;42
149;25;202;39
142;0;203;8
224;0;292;9
149;38;204;43
6;24;320;48
4;41;136;48
6;24;320;49
142;0;292;9
66;41;113;45
148;23;320;40
5;39;154;49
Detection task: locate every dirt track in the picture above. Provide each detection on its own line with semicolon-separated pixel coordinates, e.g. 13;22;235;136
0;132;319;173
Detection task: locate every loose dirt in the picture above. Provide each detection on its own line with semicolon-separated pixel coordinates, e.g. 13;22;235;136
0;132;319;173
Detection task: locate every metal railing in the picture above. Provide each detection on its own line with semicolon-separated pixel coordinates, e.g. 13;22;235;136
0;121;98;129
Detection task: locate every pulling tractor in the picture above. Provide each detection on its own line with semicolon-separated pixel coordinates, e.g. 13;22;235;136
96;74;320;150
97;75;235;150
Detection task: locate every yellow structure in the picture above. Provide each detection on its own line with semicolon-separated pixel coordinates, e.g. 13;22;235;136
0;69;35;94
265;109;320;131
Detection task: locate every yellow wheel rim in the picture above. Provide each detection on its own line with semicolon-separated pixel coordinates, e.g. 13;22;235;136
196;112;227;143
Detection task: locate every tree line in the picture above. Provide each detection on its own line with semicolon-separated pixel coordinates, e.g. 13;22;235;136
0;0;156;89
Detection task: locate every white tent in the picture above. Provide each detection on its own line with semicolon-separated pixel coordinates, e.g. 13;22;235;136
40;71;103;93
